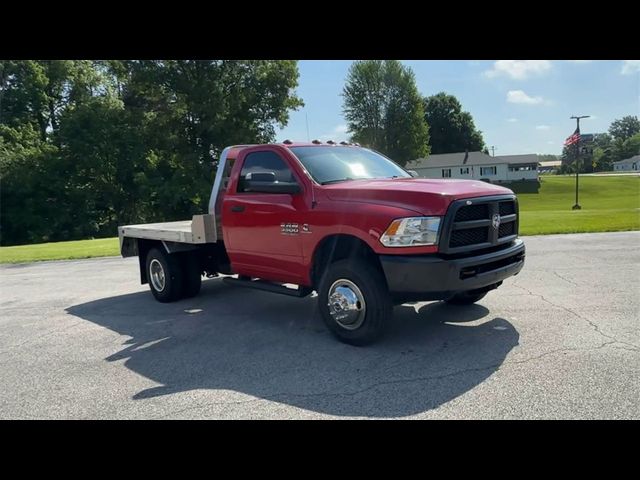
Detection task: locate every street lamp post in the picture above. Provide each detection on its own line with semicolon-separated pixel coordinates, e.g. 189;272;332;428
570;115;590;210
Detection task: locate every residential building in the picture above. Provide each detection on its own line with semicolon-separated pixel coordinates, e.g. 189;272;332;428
538;160;562;173
406;151;539;183
613;155;640;171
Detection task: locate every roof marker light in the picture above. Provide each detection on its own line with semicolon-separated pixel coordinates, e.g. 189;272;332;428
312;139;322;144
283;139;293;145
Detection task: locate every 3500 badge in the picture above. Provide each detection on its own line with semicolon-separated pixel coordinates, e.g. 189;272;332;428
280;223;299;235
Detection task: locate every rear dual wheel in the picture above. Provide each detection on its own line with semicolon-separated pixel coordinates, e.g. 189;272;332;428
146;248;201;302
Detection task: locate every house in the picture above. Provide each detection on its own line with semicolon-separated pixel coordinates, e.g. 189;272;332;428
538;160;562;173
613;155;640;172
406;151;539;184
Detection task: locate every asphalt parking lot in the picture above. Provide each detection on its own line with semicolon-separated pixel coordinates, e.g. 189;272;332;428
1;231;638;419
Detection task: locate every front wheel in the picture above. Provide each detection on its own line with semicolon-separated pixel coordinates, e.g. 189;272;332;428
445;291;487;305
317;258;392;346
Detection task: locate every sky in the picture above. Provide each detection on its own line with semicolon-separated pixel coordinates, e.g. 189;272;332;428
276;60;640;156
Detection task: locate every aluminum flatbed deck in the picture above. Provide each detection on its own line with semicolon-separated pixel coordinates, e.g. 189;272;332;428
118;214;218;250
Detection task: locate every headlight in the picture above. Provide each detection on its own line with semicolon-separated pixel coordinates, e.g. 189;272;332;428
380;217;441;247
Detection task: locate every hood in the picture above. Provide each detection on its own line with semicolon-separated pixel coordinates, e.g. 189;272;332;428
322;178;514;216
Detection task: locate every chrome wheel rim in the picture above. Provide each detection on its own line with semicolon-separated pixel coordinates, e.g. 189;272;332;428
149;259;166;292
327;279;366;330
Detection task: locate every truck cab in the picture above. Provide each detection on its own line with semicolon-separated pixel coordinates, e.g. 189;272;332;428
119;142;525;345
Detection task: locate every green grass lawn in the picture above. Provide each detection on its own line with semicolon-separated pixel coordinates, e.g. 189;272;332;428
518;175;640;235
0;238;120;264
1;176;638;263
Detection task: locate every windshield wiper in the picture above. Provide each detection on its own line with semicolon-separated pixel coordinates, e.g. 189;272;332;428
321;177;354;185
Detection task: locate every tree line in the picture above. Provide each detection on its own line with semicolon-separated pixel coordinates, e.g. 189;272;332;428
1;60;487;247
559;116;640;174
0;60;303;246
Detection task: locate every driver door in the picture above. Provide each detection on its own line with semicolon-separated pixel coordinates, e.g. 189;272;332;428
222;148;307;284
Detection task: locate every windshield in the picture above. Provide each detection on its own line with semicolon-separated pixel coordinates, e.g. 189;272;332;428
289;146;411;185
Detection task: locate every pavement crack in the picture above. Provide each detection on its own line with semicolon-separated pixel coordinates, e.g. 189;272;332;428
504;341;638;367
150;340;637;419
152;362;506;419
537;296;639;351
511;282;536;295
552;271;579;286
511;282;639;352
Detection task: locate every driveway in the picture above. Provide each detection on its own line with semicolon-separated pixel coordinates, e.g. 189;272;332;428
0;232;638;419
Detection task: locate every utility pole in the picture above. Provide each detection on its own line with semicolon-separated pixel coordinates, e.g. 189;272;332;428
570;115;590;210
490;146;497;157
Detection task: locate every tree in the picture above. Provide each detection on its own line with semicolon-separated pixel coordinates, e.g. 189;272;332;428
423;92;485;154
608;115;640;142
113;60;304;222
0;60;303;246
591;133;614;172
614;132;640;160
342;60;429;165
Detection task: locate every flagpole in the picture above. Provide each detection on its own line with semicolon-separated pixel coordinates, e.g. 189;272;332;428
570;115;590;210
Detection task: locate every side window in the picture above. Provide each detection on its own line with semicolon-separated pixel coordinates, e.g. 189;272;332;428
238;151;296;193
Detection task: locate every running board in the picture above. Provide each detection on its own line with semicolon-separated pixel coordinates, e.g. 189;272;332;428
223;277;313;297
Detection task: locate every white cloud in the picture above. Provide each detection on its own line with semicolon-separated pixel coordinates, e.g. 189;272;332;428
319;124;350;141
507;118;518;123
484;60;552;80
567;60;593;63
507;90;545;105
621;60;640;75
536;125;551;130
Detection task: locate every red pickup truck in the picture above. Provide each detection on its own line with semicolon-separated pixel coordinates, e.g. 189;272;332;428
119;142;525;345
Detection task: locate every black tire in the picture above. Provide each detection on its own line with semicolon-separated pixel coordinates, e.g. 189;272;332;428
317;258;392;346
445;291;487;305
146;247;184;303
181;252;202;299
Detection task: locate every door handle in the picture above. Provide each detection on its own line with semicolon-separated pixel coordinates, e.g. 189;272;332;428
231;205;245;213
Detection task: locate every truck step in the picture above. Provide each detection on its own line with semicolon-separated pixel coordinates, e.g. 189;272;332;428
223;277;313;298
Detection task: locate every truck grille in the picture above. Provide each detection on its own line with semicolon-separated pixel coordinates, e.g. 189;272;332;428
454;204;489;222
450;227;488;248
441;195;518;253
498;222;515;237
499;201;516;216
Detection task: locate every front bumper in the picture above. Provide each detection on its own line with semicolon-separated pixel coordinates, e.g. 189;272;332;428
379;239;525;302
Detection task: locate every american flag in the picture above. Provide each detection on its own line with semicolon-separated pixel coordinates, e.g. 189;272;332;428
564;128;580;146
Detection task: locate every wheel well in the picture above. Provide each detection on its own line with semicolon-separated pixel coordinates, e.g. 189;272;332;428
310;234;383;289
136;239;163;285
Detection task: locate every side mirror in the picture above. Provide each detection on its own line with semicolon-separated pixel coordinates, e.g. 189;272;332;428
407;170;420;178
246;172;276;182
244;171;301;194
